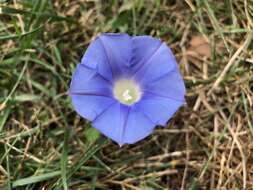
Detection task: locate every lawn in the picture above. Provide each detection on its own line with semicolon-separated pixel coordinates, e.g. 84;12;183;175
0;0;253;189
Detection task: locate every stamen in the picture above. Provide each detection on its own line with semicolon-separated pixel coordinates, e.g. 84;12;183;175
122;89;132;101
113;79;141;105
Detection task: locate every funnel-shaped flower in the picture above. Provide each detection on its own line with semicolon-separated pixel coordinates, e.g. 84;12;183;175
69;33;186;145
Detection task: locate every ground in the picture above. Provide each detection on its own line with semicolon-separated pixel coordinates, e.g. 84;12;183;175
0;0;253;189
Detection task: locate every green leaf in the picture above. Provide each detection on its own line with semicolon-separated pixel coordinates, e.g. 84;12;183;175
12;94;41;102
12;171;61;187
0;107;11;132
85;127;100;144
0;25;43;40
61;126;70;190
0;6;74;22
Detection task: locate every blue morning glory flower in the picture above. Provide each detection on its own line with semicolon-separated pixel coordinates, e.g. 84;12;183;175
69;33;186;145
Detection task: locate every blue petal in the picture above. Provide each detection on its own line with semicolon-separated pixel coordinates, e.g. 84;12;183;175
136;96;185;126
133;42;177;84
81;37;113;81
122;106;155;144
131;36;162;70
142;70;186;102
69;64;116;121
69;64;112;96
92;103;155;145
81;33;132;81
98;33;132;78
70;94;115;121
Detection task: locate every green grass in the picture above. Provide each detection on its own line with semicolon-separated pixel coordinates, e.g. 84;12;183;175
0;0;253;189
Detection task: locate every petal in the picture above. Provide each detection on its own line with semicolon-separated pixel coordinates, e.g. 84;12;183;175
69;64;112;96
136;96;185;126
92;103;126;145
70;94;115;121
98;33;132;79
122;106;155;144
133;42;177;84
130;35;162;70
92;103;155;145
80;36;113;81
142;70;186;102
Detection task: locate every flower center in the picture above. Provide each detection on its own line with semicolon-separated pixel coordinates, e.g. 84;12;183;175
113;79;141;105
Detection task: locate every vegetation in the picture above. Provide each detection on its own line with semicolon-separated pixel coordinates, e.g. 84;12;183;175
0;0;253;189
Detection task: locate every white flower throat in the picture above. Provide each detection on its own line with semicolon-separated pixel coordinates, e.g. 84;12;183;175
113;79;141;105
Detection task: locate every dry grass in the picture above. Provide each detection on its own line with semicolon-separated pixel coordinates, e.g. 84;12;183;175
0;0;253;189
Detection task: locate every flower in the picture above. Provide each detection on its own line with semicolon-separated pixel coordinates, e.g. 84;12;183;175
69;33;186;145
